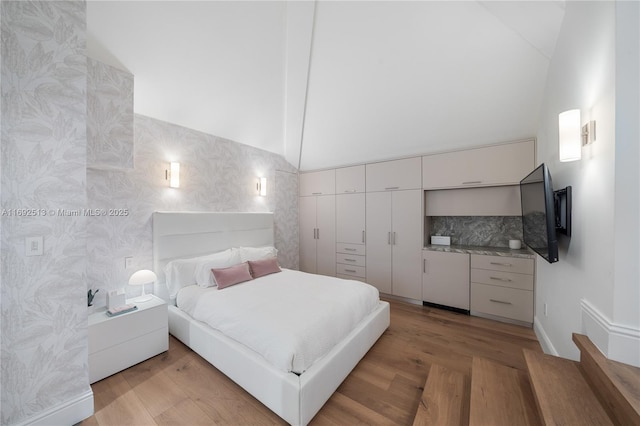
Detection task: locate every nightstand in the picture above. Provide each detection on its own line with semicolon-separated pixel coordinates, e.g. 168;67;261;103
88;294;168;383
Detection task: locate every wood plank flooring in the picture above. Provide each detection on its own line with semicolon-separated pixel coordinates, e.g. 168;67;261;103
83;298;542;425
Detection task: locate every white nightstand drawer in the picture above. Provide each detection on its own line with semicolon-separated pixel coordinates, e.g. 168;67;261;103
89;327;168;383
470;255;534;275
336;253;366;267
89;301;167;354
336;243;366;256
471;269;534;291
471;283;533;323
336;264;366;278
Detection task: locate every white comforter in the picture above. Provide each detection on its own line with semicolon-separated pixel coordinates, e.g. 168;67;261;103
176;269;380;374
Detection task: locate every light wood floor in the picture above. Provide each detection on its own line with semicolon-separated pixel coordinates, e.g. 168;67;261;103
82;298;542;425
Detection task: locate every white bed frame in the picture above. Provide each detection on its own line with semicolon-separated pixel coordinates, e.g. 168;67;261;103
153;212;390;425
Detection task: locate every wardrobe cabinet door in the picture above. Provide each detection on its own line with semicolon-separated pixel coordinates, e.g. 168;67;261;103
391;190;423;300
366;192;392;294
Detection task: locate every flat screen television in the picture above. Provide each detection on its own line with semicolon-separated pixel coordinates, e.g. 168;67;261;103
520;163;571;264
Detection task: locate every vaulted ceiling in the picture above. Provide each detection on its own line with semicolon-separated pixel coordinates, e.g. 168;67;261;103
87;1;565;171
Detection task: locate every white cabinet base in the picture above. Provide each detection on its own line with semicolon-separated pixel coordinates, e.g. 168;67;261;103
89;295;168;383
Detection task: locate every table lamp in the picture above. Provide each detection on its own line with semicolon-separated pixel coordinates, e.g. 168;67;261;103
128;269;157;303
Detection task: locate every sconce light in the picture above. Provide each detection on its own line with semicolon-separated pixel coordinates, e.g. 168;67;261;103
558;109;596;162
166;162;180;188
256;177;267;196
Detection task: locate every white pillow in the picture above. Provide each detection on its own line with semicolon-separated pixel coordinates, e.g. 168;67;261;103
194;248;243;288
164;250;235;297
238;246;278;262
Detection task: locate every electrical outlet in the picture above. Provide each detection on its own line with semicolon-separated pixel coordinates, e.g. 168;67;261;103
25;236;43;256
125;257;133;269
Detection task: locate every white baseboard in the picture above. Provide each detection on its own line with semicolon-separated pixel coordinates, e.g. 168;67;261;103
581;299;640;367
16;389;94;426
533;315;559;356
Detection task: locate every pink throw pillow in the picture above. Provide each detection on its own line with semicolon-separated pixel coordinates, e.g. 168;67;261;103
249;257;281;278
212;262;253;290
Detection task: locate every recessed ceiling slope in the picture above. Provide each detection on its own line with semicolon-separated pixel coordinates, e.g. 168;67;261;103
298;1;565;170
87;1;287;156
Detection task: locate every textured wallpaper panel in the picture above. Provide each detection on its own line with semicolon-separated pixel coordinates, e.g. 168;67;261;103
87;115;299;302
1;1;89;424
275;170;299;269
87;57;134;168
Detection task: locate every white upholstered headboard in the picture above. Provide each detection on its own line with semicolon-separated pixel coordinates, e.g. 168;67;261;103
153;211;274;286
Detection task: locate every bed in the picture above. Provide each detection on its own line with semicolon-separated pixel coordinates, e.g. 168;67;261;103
153;211;390;425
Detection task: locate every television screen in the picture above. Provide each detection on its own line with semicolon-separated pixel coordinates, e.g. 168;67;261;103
520;163;559;263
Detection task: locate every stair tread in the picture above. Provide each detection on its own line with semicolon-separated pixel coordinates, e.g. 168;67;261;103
524;348;613;426
573;333;640;425
413;364;467;426
469;357;540;426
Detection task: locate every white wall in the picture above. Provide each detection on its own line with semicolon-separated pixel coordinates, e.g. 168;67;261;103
611;0;640;364
535;0;639;366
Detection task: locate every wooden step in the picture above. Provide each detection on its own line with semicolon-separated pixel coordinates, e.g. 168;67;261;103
469;357;540;426
573;333;640;425
413;364;468;426
524;348;613;425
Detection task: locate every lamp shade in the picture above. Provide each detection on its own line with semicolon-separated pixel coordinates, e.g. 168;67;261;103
559;109;582;162
128;269;157;286
128;269;157;302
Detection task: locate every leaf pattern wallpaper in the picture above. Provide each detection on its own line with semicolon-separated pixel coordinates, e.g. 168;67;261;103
87;57;134;168
86;115;300;303
1;1;90;424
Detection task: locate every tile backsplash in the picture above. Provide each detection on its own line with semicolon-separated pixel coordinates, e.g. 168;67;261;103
429;216;523;248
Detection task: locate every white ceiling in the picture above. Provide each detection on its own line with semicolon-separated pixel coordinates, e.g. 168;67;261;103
87;1;566;171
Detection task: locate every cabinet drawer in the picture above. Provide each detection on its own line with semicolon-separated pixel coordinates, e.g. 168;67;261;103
336;264;366;278
337;274;367;283
336;253;366;267
337;243;366;256
470;255;534;275
299;169;336;196
366;157;422;192
336;165;365;193
471;269;534;291
89;303;167;354
422;140;534;189
471;283;533;323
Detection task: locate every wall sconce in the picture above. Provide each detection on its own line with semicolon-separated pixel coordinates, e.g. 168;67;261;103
256;177;267;196
166;162;180;188
558;109;596;162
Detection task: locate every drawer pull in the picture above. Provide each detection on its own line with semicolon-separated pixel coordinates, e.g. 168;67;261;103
345;269;357;273
489;299;512;305
362;230;365;243
344;189;357;193
490;276;512;282
462;181;482;185
385;186;399;190
490;262;512;267
344;258;356;262
344;248;356;252
312;192;322;195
